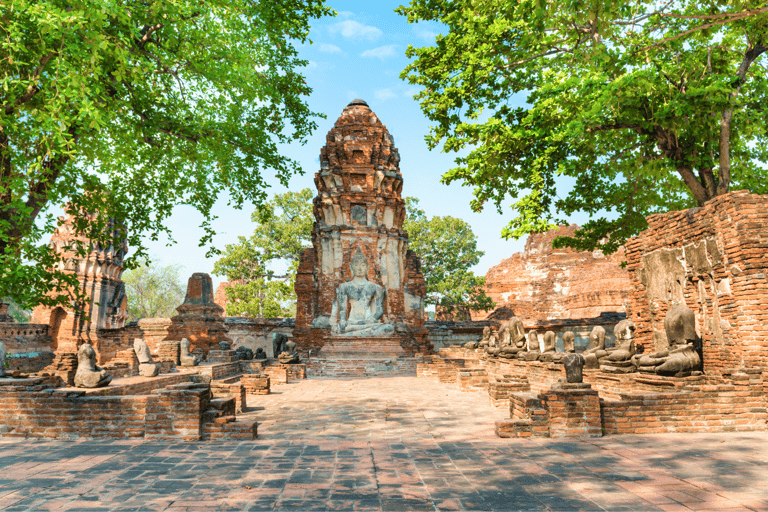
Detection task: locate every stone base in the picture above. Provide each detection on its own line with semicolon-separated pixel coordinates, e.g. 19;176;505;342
600;360;636;374
207;350;238;363
308;353;422;378
139;363;159;377
318;336;406;354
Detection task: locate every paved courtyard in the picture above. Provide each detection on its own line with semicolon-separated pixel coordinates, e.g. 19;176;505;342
1;376;767;511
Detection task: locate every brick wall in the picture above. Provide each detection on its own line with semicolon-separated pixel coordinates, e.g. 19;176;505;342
625;190;768;372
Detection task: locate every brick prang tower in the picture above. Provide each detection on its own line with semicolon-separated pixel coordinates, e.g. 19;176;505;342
294;99;428;355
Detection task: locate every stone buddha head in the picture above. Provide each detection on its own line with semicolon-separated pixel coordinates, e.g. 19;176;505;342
350;249;369;279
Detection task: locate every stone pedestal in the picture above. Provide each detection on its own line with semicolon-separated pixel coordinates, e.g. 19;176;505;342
541;382;602;438
208;350;238;363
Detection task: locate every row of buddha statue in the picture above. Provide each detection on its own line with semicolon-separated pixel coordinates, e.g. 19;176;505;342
466;304;702;377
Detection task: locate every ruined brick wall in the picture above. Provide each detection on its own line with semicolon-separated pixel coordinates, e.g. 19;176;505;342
0;377;250;441
476;225;631;322
30;210;128;354
625;190;768;373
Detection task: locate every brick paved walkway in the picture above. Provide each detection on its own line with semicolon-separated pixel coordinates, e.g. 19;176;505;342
1;376;766;511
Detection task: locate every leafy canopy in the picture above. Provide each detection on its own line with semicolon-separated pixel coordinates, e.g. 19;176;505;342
212;188;314;318
122;258;185;321
404;197;494;314
398;0;768;253
0;0;334;310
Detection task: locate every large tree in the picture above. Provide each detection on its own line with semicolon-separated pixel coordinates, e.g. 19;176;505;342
0;0;333;310
398;1;768;253
212;188;314;318
404;198;494;315
122;258;185;321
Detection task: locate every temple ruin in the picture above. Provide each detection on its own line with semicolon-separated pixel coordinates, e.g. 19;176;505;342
293;99;429;376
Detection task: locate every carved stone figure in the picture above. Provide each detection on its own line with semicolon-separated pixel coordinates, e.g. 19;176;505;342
74;343;112;388
278;339;300;364
483;327;501;357
562;331;576;353
218;341;232;351
520;330;540;361
273;332;288;358
235;346;254;360
563;353;585;383
179;338;200;367
599;319;637;373
498;317;526;358
133;338;159;377
583;326;607;369
633;304;702;376
537;331;560;362
478;326;495;348
0;341;6;377
332;249;394;336
254;347;267;360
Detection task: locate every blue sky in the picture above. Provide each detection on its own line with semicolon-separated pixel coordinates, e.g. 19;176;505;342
145;2;531;290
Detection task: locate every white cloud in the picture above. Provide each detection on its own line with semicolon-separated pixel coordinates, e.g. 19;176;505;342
318;43;343;54
404;87;420;98
360;45;399;60
329;20;382;41
337;11;355;19
415;28;439;41
374;88;398;101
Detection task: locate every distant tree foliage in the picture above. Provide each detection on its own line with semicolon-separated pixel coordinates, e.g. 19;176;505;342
404;197;495;314
213;188;314;318
0;0;334;311
1;297;31;323
398;0;768;254
122;259;185;321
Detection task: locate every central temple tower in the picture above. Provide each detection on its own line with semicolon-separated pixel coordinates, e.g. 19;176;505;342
294;99;429;355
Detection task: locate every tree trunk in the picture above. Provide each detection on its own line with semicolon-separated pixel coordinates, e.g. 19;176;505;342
717;43;767;196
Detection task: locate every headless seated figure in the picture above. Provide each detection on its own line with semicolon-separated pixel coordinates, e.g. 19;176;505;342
562;331;576;353
332;249;394;337
538;331;558;362
521;330;541;361
134;338;159;377
179;338;199;367
74;343;112;388
633;304;702;376
600;319;637;372
498;317;526;358
467;326;493;349
273;332;288;358
583;326;606;369
484;326;501;357
278;339;300;364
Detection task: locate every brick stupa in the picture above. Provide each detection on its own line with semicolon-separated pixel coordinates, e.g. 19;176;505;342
294;99;429;356
164;273;231;357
